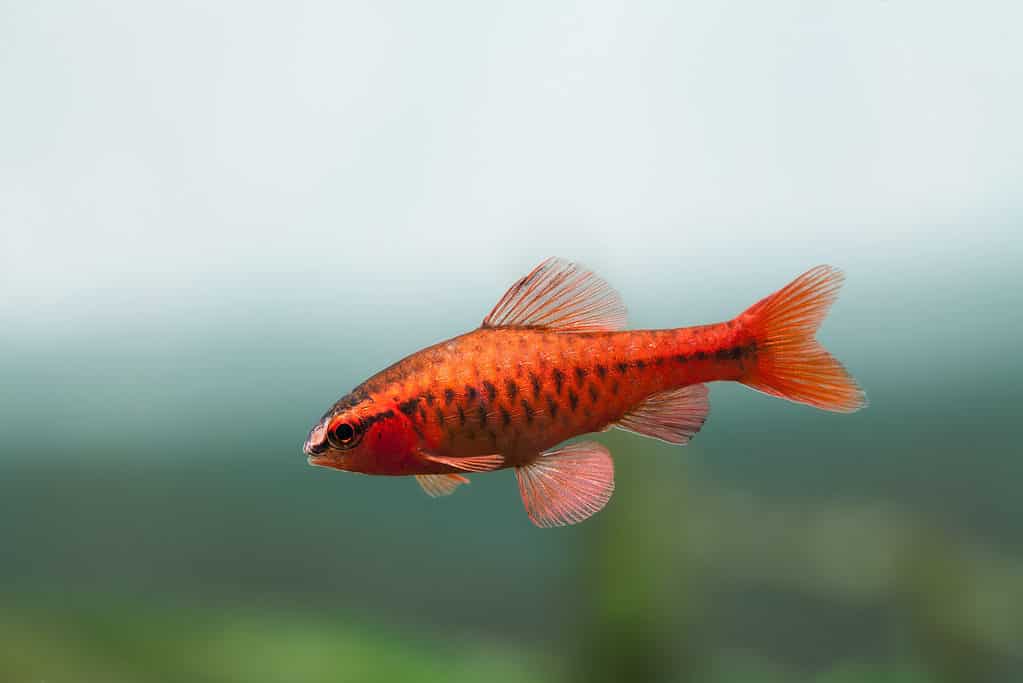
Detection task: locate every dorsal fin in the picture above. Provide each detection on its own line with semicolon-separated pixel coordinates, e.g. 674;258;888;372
482;258;627;333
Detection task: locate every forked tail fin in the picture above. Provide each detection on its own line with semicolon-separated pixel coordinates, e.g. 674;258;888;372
738;266;866;413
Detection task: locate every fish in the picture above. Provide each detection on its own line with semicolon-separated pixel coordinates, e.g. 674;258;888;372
303;258;865;527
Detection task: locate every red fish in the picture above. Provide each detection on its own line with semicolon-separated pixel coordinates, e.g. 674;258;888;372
304;259;865;527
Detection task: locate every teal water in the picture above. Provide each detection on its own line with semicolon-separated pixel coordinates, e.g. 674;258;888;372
3;250;1021;681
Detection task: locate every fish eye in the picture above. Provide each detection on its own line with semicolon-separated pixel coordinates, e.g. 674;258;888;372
328;421;359;449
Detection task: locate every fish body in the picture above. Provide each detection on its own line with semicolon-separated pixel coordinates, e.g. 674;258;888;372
304;259;865;526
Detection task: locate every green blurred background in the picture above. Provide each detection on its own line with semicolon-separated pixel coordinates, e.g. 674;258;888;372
2;2;1021;681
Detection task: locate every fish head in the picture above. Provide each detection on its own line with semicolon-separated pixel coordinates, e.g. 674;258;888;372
303;396;415;474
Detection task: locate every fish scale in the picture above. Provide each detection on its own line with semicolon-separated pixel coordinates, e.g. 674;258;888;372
360;324;756;466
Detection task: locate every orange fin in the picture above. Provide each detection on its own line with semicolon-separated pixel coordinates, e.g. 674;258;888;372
482;257;627;333
418;450;504;472
615;383;709;445
739;265;866;413
516;441;614;528
415;473;469;497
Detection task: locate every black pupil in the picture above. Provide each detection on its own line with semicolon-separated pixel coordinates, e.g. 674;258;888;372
333;423;354;442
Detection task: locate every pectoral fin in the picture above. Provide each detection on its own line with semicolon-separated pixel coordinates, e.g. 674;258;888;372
515;441;614;528
417;450;504;472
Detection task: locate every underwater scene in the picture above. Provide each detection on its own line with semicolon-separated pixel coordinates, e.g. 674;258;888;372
2;2;1021;681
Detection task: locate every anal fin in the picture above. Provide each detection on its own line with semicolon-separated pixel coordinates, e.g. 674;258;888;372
416;473;469;497
615;383;709;445
516;441;614;528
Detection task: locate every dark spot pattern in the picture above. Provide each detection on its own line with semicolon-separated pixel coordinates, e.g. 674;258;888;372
500;407;511;427
588;385;599;404
477;404;487;427
596;364;607;379
399;398;420;416
465;385;478;403
676;354;688;363
617;362;629;374
521;399;534;423
634;359;646;370
424;391;435;406
552;368;565;395
546;395;559;419
611;380;620;395
568;390;579;412
574;366;587;385
444;388;456;405
695;351;707;361
482;380;497;402
458;405;466;425
435;408;445;426
360;409;394;431
504;379;519;400
529;373;542;399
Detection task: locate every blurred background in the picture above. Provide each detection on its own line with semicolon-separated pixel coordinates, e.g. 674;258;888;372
2;2;1021;681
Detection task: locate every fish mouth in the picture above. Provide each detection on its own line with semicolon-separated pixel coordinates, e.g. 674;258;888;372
303;440;332;467
303;423;330;457
307;453;346;471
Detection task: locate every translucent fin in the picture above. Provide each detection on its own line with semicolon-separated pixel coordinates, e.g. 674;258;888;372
516;441;614;528
615;383;709;445
416;473;469;497
482;257;627;332
418;450;504;472
739;265;866;413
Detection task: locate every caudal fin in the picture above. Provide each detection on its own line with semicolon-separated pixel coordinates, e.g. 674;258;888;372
738;266;866;413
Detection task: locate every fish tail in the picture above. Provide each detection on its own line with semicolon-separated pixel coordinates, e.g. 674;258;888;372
737;265;866;413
